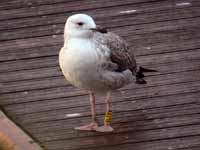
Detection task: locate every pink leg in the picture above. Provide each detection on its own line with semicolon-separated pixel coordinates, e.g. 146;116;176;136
95;92;114;132
105;91;111;112
74;92;98;131
90;92;97;123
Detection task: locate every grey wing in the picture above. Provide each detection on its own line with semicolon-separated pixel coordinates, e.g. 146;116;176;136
93;32;137;74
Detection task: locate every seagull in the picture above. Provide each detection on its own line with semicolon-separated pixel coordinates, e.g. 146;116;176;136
59;14;157;132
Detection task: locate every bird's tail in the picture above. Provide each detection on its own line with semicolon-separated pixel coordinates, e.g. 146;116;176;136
135;66;157;84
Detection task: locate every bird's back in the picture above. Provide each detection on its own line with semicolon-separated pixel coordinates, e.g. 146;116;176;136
93;32;137;74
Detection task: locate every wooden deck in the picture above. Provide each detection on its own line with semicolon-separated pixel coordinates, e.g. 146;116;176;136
0;0;200;150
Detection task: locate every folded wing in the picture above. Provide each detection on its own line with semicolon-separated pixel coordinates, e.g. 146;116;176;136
93;31;137;74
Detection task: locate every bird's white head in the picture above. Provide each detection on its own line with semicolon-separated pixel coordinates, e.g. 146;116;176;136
64;14;96;40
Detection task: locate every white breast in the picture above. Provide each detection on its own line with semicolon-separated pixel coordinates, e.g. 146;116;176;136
59;38;106;89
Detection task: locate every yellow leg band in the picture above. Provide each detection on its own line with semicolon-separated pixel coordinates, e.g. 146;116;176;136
104;111;112;125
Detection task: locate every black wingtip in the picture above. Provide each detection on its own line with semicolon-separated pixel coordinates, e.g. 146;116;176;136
139;67;158;72
135;78;147;84
135;66;157;84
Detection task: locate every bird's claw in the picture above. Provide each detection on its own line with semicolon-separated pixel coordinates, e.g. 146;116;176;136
74;122;98;131
95;125;114;132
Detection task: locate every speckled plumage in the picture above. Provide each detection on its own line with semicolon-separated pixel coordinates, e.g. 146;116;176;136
93;31;137;74
59;31;135;92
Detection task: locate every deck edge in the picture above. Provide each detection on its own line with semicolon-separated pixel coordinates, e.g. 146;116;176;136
0;109;43;150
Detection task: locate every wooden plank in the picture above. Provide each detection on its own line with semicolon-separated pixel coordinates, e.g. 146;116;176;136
38;124;200;150
0;0;159;11
0;0;199;30
1;22;200;63
1;15;200;54
1;15;200;42
115;17;200;36
1;75;200;105
1;36;200;62
0;24;64;41
0;43;200;75
103;6;200;29
0;56;58;74
0;35;62;53
129;28;200;50
137;48;200;65
0;0;161;20
0;48;200;81
27;111;200;143
8;91;200;124
0;0;74;10
135;38;200;56
3;0;195;12
1;76;66;94
0;67;61;86
2;69;199;116
0;45;59;62
24;102;200;133
179;146;200;150
1;63;199;95
91;136;200;150
144;59;200;75
30;114;200;143
0;1;199;150
0;5;200;51
1;1;199;31
122;80;200;100
0;59;200;98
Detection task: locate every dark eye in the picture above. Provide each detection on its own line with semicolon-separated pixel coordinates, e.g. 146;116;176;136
77;22;84;26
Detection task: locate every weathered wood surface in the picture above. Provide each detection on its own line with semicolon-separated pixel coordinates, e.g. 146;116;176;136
0;0;200;150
